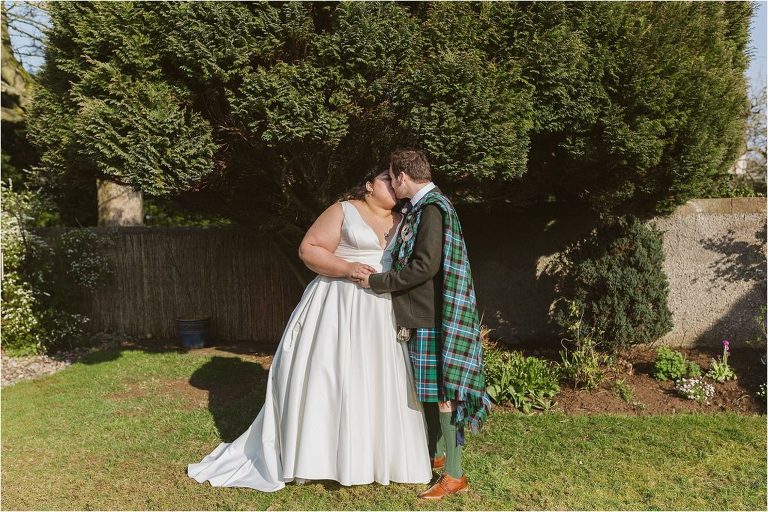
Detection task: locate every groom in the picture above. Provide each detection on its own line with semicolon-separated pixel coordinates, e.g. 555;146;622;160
356;148;490;499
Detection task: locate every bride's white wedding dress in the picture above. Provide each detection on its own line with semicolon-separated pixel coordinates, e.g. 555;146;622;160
188;201;432;491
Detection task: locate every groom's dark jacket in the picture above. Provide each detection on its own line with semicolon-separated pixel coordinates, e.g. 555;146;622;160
368;189;444;328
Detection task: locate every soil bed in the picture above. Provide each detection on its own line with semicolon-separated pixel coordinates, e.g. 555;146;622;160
502;342;766;416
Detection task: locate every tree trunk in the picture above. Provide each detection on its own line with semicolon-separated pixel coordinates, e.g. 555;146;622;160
1;4;33;124
97;179;144;226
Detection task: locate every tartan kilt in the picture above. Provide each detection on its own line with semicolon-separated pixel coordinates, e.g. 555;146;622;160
408;327;446;403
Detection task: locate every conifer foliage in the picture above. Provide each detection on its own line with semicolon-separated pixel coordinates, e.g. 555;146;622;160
28;2;752;227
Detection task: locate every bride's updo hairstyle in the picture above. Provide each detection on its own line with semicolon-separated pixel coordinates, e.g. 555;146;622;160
338;167;382;202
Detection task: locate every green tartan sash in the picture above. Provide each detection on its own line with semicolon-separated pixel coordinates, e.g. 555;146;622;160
392;190;491;434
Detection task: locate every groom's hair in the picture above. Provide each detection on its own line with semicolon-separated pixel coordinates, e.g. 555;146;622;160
390;149;431;183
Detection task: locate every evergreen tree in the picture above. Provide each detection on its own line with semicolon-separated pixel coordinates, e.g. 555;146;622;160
27;2;753;229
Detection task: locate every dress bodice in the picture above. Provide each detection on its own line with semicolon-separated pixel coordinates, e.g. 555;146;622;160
334;201;400;272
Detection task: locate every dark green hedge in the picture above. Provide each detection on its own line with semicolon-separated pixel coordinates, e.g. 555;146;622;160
27;1;752;228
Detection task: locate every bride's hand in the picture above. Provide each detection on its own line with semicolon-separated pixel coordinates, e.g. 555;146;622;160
346;262;376;281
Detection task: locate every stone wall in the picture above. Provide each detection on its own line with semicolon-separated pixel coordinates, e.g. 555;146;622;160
650;198;766;347
459;197;766;348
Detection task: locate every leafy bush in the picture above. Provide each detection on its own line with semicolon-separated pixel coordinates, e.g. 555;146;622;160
482;334;560;414
555;299;613;390
549;216;673;353
686;361;703;378
653;347;701;382
1;184;112;355
558;338;610;392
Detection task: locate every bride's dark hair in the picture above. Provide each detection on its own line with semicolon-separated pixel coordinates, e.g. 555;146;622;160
338;167;382;202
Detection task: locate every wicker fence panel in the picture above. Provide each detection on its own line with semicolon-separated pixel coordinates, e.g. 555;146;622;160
45;226;308;343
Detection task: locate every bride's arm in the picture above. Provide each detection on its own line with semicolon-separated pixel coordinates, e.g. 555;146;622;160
298;203;376;279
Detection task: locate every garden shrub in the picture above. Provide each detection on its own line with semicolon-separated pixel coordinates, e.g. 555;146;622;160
554;299;613;390
482;334;560;414
549;216;673;353
653;347;700;381
653;347;683;381
653;347;686;381
1;184;113;355
685;361;702;378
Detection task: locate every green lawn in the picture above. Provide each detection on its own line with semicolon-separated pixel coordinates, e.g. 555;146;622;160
2;347;766;510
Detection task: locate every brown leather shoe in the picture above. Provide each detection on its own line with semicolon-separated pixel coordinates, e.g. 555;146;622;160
417;473;469;499
431;454;445;470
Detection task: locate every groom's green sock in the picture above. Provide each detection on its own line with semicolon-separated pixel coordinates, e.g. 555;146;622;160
439;411;463;478
436;425;446;458
424;403;444;458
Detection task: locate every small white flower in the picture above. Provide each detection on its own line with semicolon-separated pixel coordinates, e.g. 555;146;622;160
675;377;715;404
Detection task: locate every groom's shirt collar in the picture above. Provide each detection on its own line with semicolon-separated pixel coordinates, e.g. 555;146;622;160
409;182;436;207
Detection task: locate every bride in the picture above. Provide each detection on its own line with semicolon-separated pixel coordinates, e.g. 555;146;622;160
187;168;432;491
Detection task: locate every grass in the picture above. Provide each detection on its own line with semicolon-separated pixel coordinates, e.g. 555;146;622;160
1;346;766;510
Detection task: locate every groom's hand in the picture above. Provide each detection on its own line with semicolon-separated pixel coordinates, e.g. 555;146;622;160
347;262;376;282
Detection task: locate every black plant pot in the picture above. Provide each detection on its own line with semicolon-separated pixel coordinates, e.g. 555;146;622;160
176;317;210;349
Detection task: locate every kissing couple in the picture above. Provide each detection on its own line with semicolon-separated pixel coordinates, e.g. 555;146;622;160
188;149;491;499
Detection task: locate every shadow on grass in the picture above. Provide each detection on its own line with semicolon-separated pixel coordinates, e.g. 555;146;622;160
78;349;123;365
189;355;268;441
76;338;189;366
78;337;279;364
288;479;345;492
77;338;274;441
